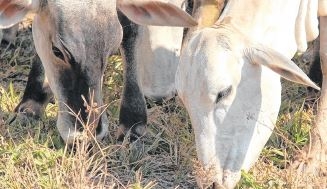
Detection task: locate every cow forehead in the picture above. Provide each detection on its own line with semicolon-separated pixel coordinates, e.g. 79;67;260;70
46;0;116;17
48;0;116;11
186;29;243;82
47;0;116;32
41;0;120;60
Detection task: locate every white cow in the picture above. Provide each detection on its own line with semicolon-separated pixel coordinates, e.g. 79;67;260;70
176;0;324;188
134;0;187;101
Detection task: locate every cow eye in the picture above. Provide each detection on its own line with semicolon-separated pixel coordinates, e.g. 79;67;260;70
52;44;65;60
215;86;232;103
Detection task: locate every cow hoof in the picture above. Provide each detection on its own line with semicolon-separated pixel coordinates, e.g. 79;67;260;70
7;111;39;126
14;99;45;119
117;124;147;142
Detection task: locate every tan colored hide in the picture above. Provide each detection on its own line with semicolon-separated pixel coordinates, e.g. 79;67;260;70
296;0;327;175
193;0;225;29
319;0;327;15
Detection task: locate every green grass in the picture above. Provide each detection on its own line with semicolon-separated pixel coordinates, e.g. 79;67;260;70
0;63;196;188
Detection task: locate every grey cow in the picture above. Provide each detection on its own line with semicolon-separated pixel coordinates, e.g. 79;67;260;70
0;0;196;143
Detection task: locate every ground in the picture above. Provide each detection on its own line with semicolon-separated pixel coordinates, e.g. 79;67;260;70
0;17;326;188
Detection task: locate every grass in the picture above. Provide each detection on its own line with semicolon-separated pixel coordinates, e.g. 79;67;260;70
1;17;327;188
0;81;196;188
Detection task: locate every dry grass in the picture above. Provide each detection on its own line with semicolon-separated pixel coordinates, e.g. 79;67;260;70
0;17;327;189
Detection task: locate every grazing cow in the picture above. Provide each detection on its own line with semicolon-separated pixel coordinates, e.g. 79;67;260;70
5;0;193;142
176;0;323;188
0;0;197;143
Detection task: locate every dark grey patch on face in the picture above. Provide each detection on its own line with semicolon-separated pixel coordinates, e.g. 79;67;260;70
246;112;255;121
58;48;90;131
216;35;231;50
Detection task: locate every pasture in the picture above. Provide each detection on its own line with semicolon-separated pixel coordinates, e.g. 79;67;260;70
0;17;326;189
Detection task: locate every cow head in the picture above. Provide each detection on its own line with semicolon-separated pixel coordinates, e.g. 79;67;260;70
1;0;123;143
176;26;319;188
176;0;320;186
0;0;197;143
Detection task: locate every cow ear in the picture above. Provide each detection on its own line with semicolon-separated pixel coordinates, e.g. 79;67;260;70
0;0;40;28
117;0;197;27
244;46;320;90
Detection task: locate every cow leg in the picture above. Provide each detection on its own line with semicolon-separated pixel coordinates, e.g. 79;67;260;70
310;16;327;167
117;13;147;141
298;16;327;174
15;55;53;119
